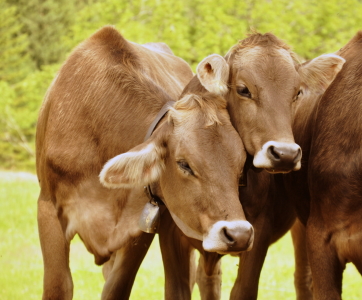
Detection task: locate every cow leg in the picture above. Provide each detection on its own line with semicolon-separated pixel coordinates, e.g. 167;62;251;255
159;210;195;300
196;252;222;300
102;253;116;281
291;219;313;300
306;217;344;300
229;215;271;300
38;193;73;300
101;232;155;300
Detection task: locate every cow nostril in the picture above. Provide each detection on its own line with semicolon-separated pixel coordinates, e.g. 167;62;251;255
222;228;236;245
294;148;302;163
267;146;281;161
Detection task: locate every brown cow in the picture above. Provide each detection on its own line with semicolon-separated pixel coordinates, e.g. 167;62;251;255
162;36;345;300
196;35;304;173
286;32;362;300
102;34;346;300
36;26;254;300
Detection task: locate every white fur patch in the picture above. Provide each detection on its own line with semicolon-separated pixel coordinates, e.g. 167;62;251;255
99;143;165;189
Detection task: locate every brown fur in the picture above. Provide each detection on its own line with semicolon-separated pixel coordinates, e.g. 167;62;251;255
36;25;195;300
307;32;362;299
62;30;344;300
231;32;292;52
180;33;344;300
223;32;302;167
37;26;250;300
170;92;227;127
284;32;362;300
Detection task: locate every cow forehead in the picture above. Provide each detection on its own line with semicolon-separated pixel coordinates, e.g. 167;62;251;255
233;46;296;68
170;106;235;144
232;47;300;87
167;94;244;167
171;108;223;133
170;112;243;164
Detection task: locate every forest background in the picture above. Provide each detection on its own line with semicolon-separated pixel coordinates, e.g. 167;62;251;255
1;0;362;171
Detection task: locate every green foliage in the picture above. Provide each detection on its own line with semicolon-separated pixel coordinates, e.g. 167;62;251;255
2;0;362;170
249;0;362;59
63;0;249;68
0;80;28;169
0;0;33;83
6;0;77;68
0;65;60;170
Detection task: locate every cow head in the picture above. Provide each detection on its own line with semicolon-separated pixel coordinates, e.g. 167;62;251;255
99;80;253;254
197;33;344;174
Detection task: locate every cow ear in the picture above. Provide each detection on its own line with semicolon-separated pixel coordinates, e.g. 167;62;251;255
298;54;345;94
196;54;230;95
99;125;169;189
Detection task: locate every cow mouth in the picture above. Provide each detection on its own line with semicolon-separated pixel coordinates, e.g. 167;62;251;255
216;250;244;255
265;168;292;174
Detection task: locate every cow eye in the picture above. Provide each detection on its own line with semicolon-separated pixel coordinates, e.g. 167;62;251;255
294;89;303;102
237;86;251;98
177;160;194;175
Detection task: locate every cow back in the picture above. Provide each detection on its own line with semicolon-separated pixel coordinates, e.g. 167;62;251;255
36;26;193;192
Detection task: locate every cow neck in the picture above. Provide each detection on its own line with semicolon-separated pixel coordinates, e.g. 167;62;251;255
239;153;254;187
143;101;175;206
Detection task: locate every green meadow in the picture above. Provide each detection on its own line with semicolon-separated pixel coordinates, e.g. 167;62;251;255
0;171;360;299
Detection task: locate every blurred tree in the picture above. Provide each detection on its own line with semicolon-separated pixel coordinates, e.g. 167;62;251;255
0;80;32;169
2;0;362;170
0;64;60;170
6;0;77;69
63;0;249;69
0;0;33;83
63;0;193;63
64;0;362;68
249;0;362;59
182;0;250;66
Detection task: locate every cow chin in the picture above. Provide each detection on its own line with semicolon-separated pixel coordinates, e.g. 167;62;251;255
168;211;204;241
265;168;292;174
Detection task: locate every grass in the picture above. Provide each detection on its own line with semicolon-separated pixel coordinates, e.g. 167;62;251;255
0;171;360;299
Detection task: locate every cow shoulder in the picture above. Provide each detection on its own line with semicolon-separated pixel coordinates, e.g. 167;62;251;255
38;27;146;182
82;25;141;69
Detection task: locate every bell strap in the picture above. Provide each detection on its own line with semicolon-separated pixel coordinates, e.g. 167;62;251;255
143;101;175;205
143;101;176;142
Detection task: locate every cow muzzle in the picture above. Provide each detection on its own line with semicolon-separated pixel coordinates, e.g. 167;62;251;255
253;141;302;173
202;220;254;254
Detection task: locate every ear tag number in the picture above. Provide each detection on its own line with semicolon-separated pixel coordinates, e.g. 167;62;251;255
138;201;160;233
